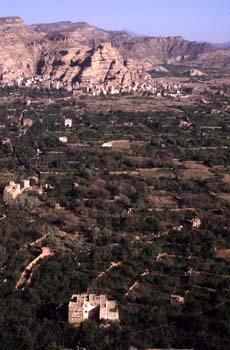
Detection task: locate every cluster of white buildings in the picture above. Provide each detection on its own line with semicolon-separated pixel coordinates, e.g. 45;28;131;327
0;74;44;88
0;74;70;90
73;79;190;98
0;72;192;99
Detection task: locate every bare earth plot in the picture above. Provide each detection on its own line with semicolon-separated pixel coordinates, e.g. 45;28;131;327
180;161;214;180
223;173;230;184
214;193;230;201
215;248;230;261
148;194;178;207
139;168;175;179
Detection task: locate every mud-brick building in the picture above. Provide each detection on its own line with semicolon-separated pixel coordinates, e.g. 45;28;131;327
3;179;30;204
68;294;119;325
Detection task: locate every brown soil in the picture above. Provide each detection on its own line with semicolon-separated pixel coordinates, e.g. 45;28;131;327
215;248;230;261
223;174;230;184
139;168;175;179
180;161;213;180
148;195;178;207
215;193;230;201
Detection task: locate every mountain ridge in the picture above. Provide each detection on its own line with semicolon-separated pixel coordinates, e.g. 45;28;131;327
0;16;229;88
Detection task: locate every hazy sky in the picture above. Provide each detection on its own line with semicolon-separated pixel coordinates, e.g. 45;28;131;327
1;0;229;42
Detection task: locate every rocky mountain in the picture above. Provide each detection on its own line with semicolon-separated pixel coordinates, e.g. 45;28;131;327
189;49;230;72
31;21;112;45
37;42;143;88
31;21;214;68
0;17;41;81
0;18;141;87
111;35;214;69
0;16;229;87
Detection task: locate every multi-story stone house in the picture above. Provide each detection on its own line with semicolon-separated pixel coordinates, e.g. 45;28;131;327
68;294;119;325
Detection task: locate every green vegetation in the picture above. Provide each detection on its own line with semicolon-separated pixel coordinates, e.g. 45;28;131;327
0;88;229;350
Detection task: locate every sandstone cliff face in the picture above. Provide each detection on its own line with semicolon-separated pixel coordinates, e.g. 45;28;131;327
35;22;221;86
74;43;136;85
32;21;214;69
32;21;111;45
0;17;228;87
38;42;142;87
0;18;141;86
0;17;41;81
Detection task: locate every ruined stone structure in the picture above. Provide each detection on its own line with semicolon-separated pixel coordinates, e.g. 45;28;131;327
68;294;119;325
170;295;185;306
191;217;202;229
3;179;30;204
21;117;33;127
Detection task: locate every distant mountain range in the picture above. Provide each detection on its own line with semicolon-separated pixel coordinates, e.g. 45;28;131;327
123;30;143;37
0;16;229;88
214;42;230;49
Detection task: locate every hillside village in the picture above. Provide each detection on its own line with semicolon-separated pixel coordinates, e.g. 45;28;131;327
0;72;192;99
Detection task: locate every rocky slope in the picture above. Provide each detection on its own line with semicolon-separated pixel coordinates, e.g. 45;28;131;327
189;49;230;72
0;17;41;81
0;17;229;87
32;21;215;68
31;21;111;45
37;42;142;88
112;35;214;69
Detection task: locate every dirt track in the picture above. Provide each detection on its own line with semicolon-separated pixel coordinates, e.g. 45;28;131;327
16;247;53;289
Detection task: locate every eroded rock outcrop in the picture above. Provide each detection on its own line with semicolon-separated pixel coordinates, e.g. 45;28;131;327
37;42;144;88
112;35;214;68
0;17;41;81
